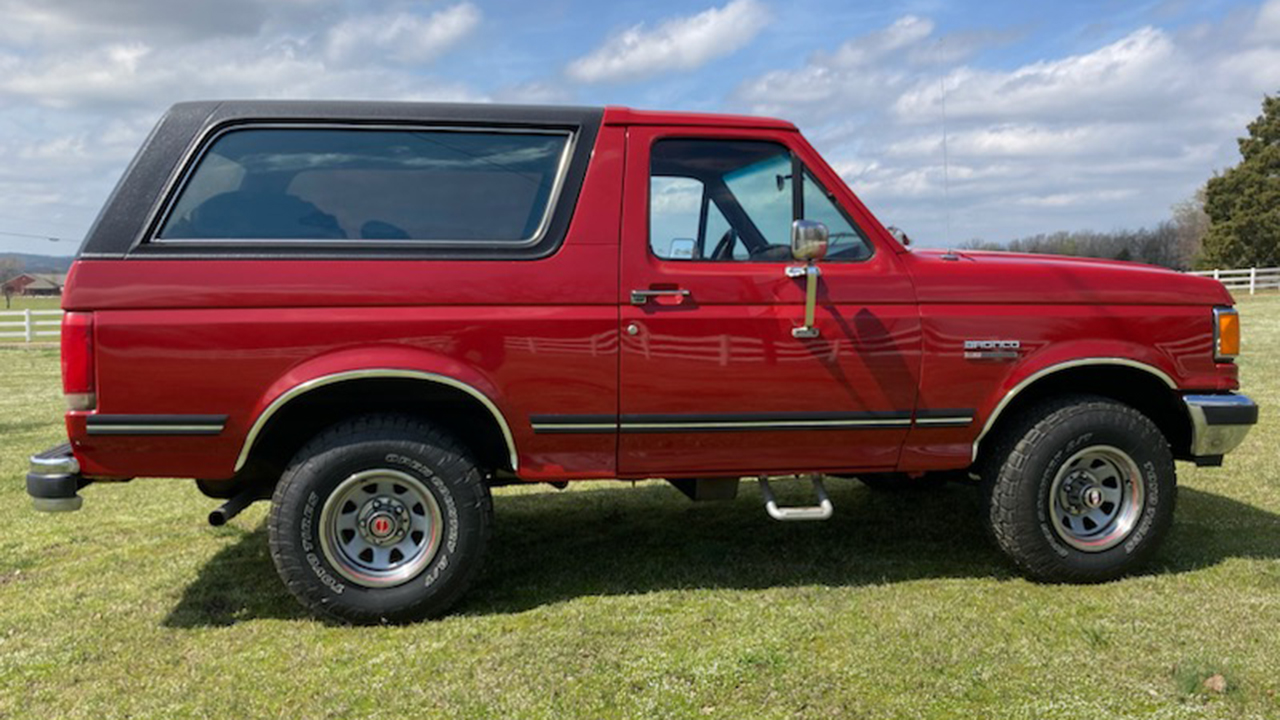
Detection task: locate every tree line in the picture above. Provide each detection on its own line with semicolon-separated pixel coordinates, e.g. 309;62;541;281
963;94;1280;271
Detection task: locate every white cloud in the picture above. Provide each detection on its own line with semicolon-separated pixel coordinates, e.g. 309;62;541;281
0;0;488;252
1014;189;1138;208
325;4;481;66
737;16;1008;119
826;15;935;68
493;81;576;105
15;135;87;162
0;0;332;47
884;124;1139;159
0;110;159;242
1252;0;1280;40
1214;45;1280;95
567;0;769;84
736;5;1280;245
893;28;1181;122
0;37;483;111
2;0;1280;256
0;2;486;111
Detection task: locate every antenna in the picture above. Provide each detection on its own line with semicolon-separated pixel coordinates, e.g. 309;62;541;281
940;74;953;248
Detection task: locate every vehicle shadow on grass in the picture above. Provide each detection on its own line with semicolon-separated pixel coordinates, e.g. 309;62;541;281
163;481;1280;627
163;524;305;627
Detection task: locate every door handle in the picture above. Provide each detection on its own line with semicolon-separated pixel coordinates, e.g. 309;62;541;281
630;289;691;306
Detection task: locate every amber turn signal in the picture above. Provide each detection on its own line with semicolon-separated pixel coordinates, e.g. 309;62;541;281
1215;307;1240;361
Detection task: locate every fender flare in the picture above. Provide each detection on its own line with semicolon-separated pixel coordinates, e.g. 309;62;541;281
970;357;1177;462
233;368;519;473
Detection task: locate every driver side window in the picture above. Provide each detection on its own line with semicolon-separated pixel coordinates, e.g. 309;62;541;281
648;175;743;260
648;138;871;262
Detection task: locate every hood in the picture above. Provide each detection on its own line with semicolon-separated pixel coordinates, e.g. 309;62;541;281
903;249;1234;306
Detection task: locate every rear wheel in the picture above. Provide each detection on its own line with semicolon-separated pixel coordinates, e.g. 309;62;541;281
983;396;1176;582
268;414;492;624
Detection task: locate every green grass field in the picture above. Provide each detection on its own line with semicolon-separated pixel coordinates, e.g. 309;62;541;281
1;295;62;311
1;297;1278;719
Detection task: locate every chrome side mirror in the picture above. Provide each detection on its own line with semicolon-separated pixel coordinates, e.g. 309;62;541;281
886;225;911;247
791;219;829;262
787;220;828;340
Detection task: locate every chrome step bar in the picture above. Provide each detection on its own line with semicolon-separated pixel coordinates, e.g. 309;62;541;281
757;475;833;522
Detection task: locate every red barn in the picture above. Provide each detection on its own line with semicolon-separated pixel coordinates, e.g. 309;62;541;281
1;273;66;297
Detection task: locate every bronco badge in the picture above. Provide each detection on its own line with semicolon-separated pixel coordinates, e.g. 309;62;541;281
964;339;1021;360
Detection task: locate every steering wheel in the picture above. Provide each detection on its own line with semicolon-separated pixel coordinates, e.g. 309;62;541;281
710;228;738;260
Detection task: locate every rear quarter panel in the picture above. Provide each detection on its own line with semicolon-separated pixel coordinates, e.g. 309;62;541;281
65;125;627;481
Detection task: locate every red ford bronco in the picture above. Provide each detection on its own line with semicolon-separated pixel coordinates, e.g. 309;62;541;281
27;102;1257;623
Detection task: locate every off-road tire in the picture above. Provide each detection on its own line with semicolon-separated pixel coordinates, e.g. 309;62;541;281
268;414;492;624
982;396;1176;582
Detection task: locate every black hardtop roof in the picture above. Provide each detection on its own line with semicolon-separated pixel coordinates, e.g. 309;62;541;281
78;101;605;260
169;100;604;127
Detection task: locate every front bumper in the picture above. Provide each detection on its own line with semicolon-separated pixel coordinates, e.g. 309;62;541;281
27;443;89;512
1183;393;1259;462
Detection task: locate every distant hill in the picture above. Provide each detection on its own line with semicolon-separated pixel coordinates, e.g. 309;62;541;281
0;252;75;274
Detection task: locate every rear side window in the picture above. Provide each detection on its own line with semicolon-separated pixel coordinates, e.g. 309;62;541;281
157;127;572;244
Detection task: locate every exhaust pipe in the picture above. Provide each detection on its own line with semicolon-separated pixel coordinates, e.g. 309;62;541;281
208;487;263;526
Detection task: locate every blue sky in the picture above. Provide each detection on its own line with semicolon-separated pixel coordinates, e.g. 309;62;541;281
0;0;1278;256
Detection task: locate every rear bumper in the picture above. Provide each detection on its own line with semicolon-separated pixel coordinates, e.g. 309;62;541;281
27;443;89;512
1183;393;1258;462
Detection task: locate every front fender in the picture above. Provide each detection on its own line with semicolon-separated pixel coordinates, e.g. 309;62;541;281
970;341;1179;462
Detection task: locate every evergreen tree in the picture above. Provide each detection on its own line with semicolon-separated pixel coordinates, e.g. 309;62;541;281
1201;94;1280;268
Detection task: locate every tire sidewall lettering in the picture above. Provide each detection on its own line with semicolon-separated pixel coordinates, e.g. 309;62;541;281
301;490;346;595
384;452;460;554
381;452;459;589
1123;460;1160;555
1038;432;1097;557
300;449;462;599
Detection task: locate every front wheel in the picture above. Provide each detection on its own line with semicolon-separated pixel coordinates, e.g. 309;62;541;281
984;396;1176;582
268;415;492;624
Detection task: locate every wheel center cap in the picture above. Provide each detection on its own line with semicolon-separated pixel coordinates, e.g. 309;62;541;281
357;497;409;546
368;512;397;539
1081;487;1104;509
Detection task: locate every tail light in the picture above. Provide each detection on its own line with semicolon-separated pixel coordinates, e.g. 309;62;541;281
1213;307;1240;362
61;312;96;411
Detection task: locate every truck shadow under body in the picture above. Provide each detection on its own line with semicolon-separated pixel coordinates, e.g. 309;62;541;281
162;482;1280;628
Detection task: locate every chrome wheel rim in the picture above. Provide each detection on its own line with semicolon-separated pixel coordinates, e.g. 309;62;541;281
319;469;444;588
1049;445;1145;552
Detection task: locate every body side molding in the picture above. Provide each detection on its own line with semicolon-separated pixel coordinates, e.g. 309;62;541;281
971;357;1178;462
87;414;228;436
234;369;519;473
531;411;974;434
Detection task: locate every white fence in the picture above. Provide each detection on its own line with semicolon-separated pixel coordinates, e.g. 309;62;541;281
1188;267;1280;294
0;309;62;341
